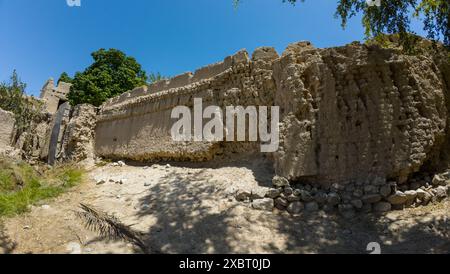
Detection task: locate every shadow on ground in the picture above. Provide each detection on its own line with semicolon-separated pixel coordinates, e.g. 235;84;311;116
127;155;450;254
136;168;238;253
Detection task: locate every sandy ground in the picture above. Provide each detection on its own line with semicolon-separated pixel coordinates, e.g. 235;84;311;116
1;156;449;254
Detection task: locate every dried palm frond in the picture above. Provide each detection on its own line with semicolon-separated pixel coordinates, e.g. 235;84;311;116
76;203;148;253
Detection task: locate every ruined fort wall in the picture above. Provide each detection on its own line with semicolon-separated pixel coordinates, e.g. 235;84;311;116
94;41;449;187
95;48;278;161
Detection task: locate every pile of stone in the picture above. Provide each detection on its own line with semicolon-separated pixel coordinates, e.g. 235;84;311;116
237;172;450;217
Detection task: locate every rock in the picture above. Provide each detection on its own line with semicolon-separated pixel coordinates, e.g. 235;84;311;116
387;191;409;205
165;164;171;169
351;199;363;209
338;204;355;218
96;179;106;185
432;174;447;186
373;202;392;213
251;187;269;200
345;184;355;192
372;177;386;186
416;188;428;199
353;189;363;198
419;189;433;205
379;185;392;198
284;187;293;196
327;192;341;206
362;194;382;204
442;171;450;179
143;166;149;170
266;188;281;199
435;186;448;200
304;202;319;212
361;203;372;213
117;161;126;167
23;225;31;230
275;197;289;208
252;198;274;211
364;185;378;194
322;204;335;212
144;182;151;187
287;202;304;214
236;191;251;202
141;204;151;210
299;190;314;202
41;205;50;210
314;192;328;204
287;195;301;202
331;183;345;191
404;190;418;202
272;176;290;187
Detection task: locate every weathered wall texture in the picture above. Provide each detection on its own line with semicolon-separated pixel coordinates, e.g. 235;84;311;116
40;79;71;114
13;112;52;162
0;108;15;151
273;42;449;185
96;48;277;161
59;104;97;165
95;40;449;186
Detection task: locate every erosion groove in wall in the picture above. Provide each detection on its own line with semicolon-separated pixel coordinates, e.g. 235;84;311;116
95;40;449;186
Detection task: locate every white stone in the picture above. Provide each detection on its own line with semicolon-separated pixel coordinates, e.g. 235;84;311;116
252;198;274;211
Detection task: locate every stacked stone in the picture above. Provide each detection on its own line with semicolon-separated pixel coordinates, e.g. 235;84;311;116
241;172;450;217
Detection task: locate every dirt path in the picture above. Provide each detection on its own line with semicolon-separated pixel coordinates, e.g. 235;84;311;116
1;157;449;254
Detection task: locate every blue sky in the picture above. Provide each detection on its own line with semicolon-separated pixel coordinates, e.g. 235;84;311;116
0;0;427;97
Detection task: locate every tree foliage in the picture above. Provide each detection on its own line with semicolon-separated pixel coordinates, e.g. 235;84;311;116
57;72;73;84
67;49;148;107
0;70;45;142
235;0;449;47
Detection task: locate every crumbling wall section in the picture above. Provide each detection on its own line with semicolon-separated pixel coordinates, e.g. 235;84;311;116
273;42;448;186
59;104;98;165
0;108;15;152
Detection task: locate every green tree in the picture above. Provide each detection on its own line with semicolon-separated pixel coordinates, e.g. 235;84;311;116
68;49;148;107
0;70;44;141
57;72;73;84
235;0;449;48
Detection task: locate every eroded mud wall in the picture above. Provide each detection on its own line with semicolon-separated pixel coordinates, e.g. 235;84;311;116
94;41;449;186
